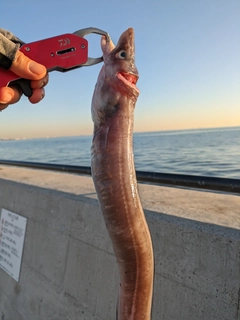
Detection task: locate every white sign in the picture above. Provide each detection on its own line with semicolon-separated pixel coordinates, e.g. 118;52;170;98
0;208;27;282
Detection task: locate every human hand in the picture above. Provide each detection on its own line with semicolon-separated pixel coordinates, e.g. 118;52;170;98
0;50;48;111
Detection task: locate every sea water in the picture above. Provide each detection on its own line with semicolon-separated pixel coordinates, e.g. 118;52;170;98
0;127;239;179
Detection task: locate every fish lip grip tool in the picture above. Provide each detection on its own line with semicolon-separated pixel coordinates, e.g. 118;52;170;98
0;27;110;97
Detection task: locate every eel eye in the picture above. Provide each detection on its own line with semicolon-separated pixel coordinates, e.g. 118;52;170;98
116;50;127;59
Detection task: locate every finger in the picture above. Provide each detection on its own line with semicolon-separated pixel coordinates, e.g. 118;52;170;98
0;86;22;110
30;73;49;89
10;50;46;80
0;104;8;111
28;87;45;104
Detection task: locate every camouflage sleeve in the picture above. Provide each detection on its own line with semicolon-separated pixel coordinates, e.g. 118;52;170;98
0;28;24;69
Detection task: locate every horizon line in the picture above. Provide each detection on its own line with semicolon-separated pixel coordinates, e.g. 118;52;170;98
1;124;240;141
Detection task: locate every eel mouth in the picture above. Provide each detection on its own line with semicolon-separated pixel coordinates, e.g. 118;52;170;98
117;72;139;91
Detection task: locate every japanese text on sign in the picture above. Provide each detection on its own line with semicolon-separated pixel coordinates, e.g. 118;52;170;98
0;208;27;282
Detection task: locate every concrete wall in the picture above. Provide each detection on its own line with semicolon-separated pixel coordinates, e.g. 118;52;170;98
0;166;239;320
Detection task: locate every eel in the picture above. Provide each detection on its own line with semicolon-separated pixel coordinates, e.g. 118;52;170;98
91;28;154;320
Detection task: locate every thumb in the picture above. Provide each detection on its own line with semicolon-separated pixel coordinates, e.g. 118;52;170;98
10;50;46;80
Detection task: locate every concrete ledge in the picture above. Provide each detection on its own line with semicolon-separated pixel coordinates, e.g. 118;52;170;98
0;166;239;320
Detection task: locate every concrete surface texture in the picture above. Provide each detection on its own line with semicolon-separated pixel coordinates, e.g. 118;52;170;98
0;165;239;320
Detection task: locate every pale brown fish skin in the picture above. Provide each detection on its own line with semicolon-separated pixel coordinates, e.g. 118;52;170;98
91;28;154;320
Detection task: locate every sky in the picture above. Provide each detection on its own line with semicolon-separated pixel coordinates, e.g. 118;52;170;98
0;0;240;139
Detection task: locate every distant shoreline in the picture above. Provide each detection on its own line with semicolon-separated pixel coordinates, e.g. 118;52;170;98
1;125;240;142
